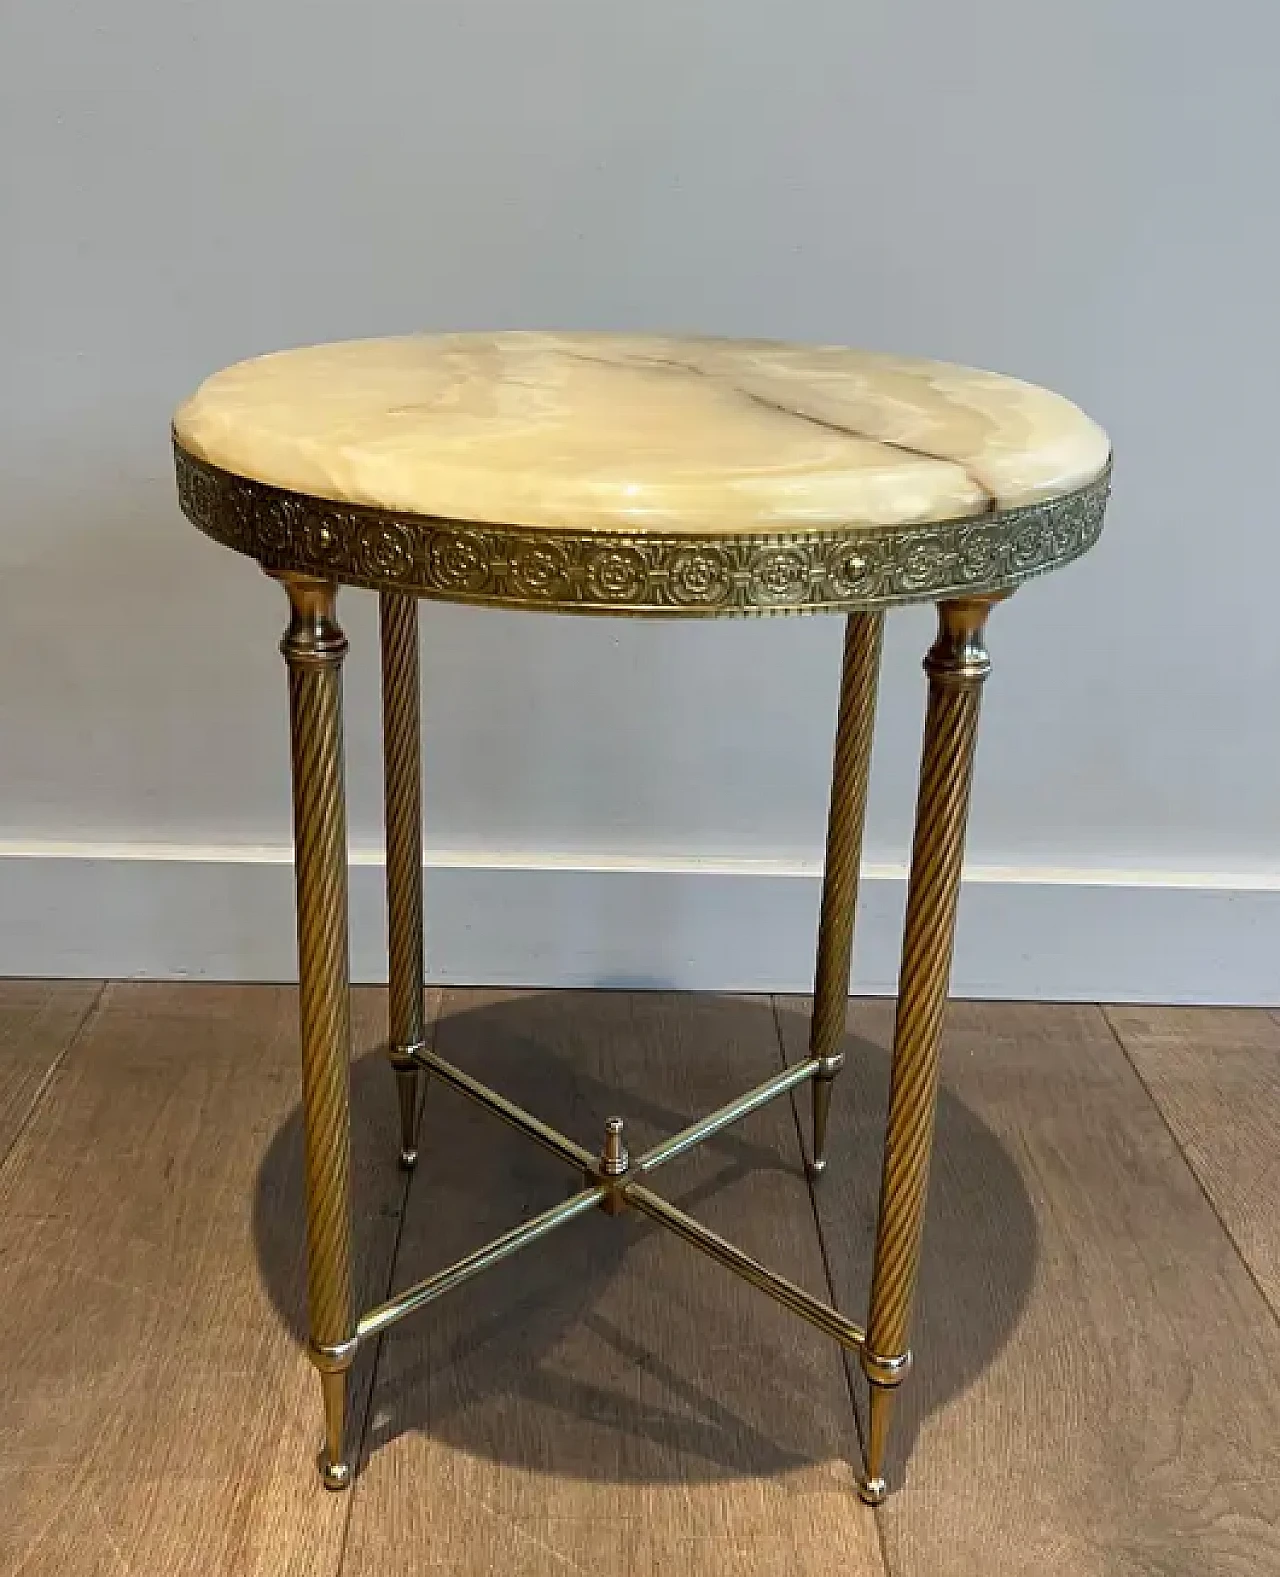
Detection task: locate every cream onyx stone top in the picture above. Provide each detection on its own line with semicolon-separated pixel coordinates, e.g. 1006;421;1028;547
173;332;1110;534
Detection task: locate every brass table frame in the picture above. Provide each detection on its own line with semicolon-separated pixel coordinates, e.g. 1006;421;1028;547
175;443;1110;1504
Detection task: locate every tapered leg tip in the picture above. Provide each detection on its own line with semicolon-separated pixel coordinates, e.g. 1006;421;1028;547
321;1459;352;1491
398;1147;419;1171
805;1155;828;1180
858;1475;887;1507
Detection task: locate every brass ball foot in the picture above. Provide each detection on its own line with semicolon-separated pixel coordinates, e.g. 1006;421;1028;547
858;1475;887;1507
321;1459;352;1492
398;1147;418;1171
805;1155;828;1181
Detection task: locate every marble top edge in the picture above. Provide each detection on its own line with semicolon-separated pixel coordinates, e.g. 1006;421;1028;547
174;429;1111;542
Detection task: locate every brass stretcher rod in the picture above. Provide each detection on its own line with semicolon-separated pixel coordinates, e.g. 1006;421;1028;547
411;1044;598;1171
353;1044;862;1351
412;1044;823;1181
357;1183;607;1341
631;1057;822;1173
622;1182;866;1352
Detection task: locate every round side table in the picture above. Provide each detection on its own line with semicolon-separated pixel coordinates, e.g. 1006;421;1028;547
172;332;1111;1503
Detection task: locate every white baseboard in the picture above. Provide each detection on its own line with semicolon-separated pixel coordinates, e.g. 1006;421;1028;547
0;842;1276;1005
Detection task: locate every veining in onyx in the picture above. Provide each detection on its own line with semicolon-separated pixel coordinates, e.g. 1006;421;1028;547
174;331;1111;531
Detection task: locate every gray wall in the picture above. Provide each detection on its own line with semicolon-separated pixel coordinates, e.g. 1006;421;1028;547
2;1;1277;991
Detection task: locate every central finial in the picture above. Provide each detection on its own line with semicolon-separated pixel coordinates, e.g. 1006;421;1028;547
599;1116;630;1177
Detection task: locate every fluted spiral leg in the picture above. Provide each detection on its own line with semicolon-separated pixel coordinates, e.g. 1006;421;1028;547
380;591;426;1169
277;573;357;1491
859;595;1003;1505
807;612;883;1178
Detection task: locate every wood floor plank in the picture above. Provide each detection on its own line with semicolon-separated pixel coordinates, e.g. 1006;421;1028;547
775;996;1280;1577
0;981;414;1577
1105;1004;1280;1322
342;990;886;1577
0;979;103;1166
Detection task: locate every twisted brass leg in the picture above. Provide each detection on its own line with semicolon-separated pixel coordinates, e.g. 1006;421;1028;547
858;595;1003;1505
380;591;426;1169
277;573;357;1492
807;612;883;1178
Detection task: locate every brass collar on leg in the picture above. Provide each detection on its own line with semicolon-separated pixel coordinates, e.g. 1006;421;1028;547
272;572;349;667
308;1335;359;1373
861;1347;912;1389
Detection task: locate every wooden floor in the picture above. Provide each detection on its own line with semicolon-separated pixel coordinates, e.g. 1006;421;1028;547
2;985;1278;1576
